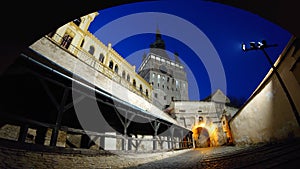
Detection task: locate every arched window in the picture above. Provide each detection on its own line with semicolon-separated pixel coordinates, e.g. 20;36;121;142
127;74;130;82
89;46;95;55
157;74;161;83
99;53;105;63
133;79;136;87
114;64;119;73
199;116;203;123
152;73;156;80
61;34;72;49
139;84;143;93
146;89;149;97
122;71;126;79
109;60;114;69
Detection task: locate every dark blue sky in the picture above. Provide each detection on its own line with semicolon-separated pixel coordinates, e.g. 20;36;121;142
88;0;292;103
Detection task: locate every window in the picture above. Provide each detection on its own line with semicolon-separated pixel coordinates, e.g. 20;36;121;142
133;79;136;87
152;73;156;80
114;64;119;73
99;53;105;63
88;46;95;55
139;84;143;93
199;116;203;122
61;34;72;49
146;89;149;97
157;74;161;83
127;74;130;82
154;93;158;98
109;60;114;69
164;96;167;100
176;80;179;89
122;71;126;79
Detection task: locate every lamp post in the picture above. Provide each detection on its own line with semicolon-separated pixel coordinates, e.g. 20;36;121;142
242;40;300;127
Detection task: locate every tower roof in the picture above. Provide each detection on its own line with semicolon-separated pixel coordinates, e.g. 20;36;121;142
203;89;230;103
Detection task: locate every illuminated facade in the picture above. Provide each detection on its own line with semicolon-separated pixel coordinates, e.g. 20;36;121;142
138;29;189;110
172;89;238;147
47;11;152;101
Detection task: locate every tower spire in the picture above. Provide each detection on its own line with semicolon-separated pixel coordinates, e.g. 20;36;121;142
149;26;169;59
156;24;162;40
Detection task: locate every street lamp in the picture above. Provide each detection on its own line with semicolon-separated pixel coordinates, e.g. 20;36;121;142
242;40;300;126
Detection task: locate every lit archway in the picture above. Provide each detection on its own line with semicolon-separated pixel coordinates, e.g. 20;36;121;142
193;127;210;148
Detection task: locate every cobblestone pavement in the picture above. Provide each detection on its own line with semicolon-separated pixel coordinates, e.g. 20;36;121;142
1;138;300;169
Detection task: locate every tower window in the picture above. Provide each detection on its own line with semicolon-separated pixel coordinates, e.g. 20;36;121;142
157;74;161;83
133;79;136;87
152;73;156;80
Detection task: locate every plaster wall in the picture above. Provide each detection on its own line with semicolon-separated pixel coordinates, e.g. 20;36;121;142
230;37;300;145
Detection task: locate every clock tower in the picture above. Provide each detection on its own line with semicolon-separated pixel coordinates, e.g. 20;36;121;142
138;29;189;110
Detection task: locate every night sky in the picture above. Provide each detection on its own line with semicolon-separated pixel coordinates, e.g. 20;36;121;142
88;0;292;105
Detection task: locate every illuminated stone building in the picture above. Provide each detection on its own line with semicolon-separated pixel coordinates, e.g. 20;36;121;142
45;11;152;102
29;11;188;151
170;89;238;147
31;11;237;148
138;29;189;110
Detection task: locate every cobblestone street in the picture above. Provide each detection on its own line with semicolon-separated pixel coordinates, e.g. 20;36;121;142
1;138;300;169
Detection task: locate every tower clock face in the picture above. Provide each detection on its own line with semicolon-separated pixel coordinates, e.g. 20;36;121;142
159;65;167;73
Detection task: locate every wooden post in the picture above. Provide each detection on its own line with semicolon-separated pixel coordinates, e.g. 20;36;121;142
18;124;29;143
50;88;69;146
170;127;175;150
100;135;105;150
152;121;160;150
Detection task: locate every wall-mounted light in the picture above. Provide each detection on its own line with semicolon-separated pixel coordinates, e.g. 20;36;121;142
249;42;256;49
242;40;277;51
242;42;246;51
